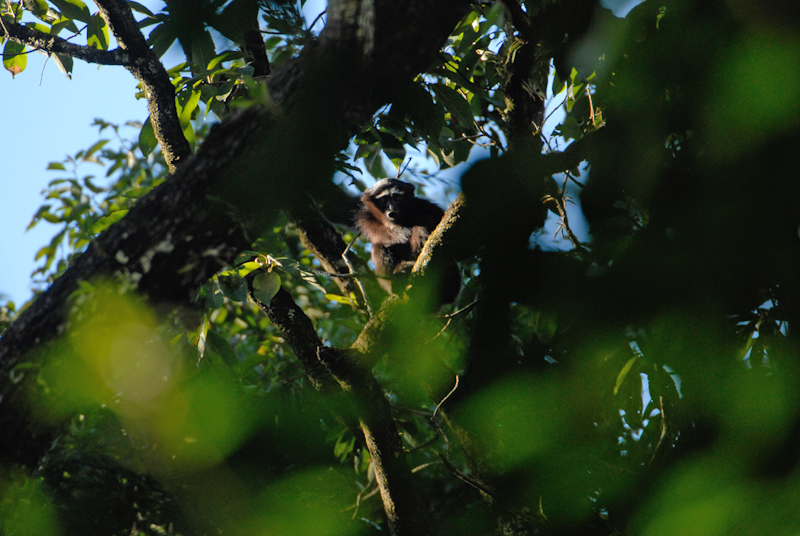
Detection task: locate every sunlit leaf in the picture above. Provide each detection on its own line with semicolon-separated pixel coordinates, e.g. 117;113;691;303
176;88;202;126
87;12;109;50
3;40;27;78
236;261;263;277
614;355;640;396
90;209;128;234
34;244;55;261
325;293;355;305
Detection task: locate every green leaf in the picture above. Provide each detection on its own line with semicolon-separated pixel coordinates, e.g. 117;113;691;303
147;21;177;60
122;186;153;199
25;0;51;18
52;53;73;77
325;293;356;305
432;83;474;132
202;280;225;309
3;41;27;78
34;244;55;261
87;12;109;50
49;0;91;22
532;311;558;344
90;210;128;234
41;211;61;224
218;273;248;303
205;329;239;368
656;6;667;29
84;139;109;158
83;177;104;194
182;121;195;147
236;261;263;278
176;88;202;126
209;0;259;44
614;356;640;396
138;117;157;156
126;0;155;18
252;271;280;304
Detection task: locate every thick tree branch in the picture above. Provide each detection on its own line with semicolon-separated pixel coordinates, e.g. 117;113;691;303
248;285;429;536
289;203;360;299
318;347;430;536
0;18;131;65
93;0;191;171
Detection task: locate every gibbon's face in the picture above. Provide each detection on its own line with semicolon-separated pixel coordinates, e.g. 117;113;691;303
369;179;415;224
374;190;407;222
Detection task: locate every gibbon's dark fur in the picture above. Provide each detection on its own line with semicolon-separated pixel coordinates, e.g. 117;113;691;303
354;179;445;295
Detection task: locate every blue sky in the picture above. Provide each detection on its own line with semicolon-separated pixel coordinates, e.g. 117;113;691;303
0;0;325;306
1;41;150;305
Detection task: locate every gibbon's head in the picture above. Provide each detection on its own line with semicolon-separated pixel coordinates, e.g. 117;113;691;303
363;179;416;223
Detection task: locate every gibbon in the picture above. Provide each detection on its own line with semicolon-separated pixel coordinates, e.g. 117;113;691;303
354;179;446;296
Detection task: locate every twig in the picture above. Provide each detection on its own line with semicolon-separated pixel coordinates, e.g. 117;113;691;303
410;460;443;473
542;191;584;252
342;232;374;317
396;157;412;178
432;375;459;421
307;8;328;33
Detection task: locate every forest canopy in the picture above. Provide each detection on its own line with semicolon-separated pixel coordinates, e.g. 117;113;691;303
2;0;800;535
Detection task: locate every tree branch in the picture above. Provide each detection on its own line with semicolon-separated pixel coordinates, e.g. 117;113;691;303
247;284;429;535
93;0;191;171
0;18;131;65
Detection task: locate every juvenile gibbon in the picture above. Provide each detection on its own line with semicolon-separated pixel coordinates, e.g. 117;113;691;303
353;178;447;296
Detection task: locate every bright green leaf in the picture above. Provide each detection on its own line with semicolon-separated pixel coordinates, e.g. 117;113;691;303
614;355;640;396
34;245;55;261
90;210;128;234
3;41;27;78
87;12;109;50
41;211;61;224
325;294;356;305
176;88;202;126
236;261;263;278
